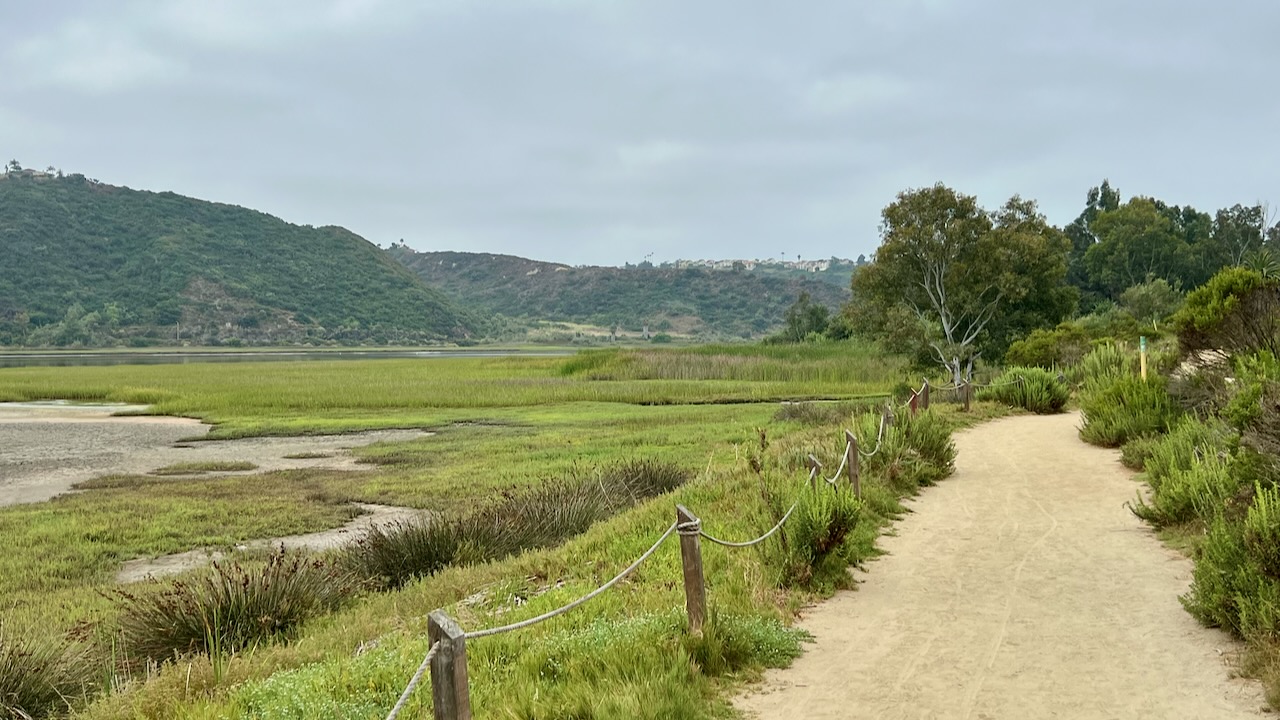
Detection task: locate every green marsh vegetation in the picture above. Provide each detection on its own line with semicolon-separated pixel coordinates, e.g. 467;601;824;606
0;341;984;718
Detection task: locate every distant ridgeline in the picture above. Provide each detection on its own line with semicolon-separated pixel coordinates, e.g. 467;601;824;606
388;247;854;338
0;170;476;346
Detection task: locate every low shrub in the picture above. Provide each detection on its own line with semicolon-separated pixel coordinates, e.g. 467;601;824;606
977;367;1069;414
0;625;90;720
681;611;807;677
1119;435;1160;470
767;474;863;590
1183;493;1280;644
1142;416;1236;488
1183;514;1254;636
1079;375;1180;447
347;459;691;589
1003;324;1090;369
1129;452;1240;528
114;549;358;663
847;409;956;491
1070;342;1137;388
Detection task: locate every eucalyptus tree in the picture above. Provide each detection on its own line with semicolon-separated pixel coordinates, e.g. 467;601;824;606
851;184;1074;384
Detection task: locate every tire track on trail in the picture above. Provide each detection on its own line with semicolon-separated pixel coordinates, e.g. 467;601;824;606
735;412;1266;720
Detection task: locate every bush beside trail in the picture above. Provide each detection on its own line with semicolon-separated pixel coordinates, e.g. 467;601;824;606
1076;265;1280;705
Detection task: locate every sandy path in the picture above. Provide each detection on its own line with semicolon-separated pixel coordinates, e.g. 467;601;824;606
736;412;1265;720
0;401;431;505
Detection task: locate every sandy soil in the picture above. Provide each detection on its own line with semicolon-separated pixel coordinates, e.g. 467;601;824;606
0;401;432;505
735;412;1266;720
116;502;426;583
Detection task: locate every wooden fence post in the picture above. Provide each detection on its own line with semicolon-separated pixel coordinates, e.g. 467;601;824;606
675;505;707;636
883;405;895;429
962;381;972;412
908;391;918;416
428;611;472;720
845;430;860;498
921;380;930;410
807;455;822;489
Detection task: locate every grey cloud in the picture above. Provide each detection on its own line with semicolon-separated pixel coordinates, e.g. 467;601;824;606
2;0;1278;267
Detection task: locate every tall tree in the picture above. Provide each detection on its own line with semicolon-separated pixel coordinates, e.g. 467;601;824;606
1064;180;1121;305
851;184;1073;383
1085;197;1193;297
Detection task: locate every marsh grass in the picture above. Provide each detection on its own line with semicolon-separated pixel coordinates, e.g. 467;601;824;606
0;345;980;719
112;549;360;663
150;461;257;475
1;349;904;438
346;459;691;589
0;624;90;720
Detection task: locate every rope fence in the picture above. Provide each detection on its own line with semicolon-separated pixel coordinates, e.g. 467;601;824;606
385;437;871;719
386;370;1047;718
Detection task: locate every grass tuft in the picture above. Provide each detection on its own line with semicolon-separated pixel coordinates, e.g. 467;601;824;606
112;548;359;663
0;625;90;720
150;461;258;475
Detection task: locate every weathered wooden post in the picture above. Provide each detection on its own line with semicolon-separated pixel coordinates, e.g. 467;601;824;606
962;381;972;412
921;380;930;410
428;611;472;720
675;505;707;636
883;404;895;429
908;391;918;416
807;455;822;489
845;429;860;498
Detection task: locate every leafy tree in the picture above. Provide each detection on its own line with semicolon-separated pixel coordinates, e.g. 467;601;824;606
1204;204;1267;269
779;291;830;342
1064;180;1121;305
1085;198;1193;297
851;184;1073;382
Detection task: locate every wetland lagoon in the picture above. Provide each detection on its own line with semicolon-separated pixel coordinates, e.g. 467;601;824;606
0;341;978;719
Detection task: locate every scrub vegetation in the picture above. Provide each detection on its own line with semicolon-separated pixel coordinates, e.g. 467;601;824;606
1075;266;1280;704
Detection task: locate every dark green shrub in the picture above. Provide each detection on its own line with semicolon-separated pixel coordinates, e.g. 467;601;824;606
977;367;1069;414
1174;267;1280;361
114;549;358;662
1079;375;1180;447
1183;490;1280;644
1003;324;1089;369
0;626;90;720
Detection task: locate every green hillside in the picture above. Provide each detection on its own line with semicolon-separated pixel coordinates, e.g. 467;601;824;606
0;173;475;346
388;248;851;338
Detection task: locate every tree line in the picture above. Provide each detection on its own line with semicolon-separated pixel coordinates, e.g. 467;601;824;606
780;181;1278;380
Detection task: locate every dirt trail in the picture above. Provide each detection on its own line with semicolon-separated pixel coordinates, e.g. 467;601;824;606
736;412;1266;720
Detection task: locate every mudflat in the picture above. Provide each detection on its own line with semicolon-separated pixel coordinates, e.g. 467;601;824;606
0;401;428;506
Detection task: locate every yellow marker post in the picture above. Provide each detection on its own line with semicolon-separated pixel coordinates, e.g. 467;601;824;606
1140;336;1147;381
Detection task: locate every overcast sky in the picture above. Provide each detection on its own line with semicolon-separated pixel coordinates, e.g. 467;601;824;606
3;1;1277;267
